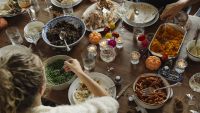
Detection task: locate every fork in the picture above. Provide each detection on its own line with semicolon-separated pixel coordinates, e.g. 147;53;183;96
142;82;182;96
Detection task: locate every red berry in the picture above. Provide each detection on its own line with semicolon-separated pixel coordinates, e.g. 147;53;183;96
162;53;168;61
112;32;119;38
104;26;110;33
138;34;146;41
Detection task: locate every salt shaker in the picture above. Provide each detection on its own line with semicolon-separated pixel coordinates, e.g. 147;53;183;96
114;75;122;87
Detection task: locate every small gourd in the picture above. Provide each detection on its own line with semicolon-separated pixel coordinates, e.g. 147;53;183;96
0;18;8;29
145;56;161;71
88;31;102;44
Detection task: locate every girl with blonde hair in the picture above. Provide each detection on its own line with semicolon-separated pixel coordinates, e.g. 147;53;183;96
0;45;119;113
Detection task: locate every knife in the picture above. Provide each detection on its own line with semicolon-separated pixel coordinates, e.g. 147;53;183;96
116;82;133;99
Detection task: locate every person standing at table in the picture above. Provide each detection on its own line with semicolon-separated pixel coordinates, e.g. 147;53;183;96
161;0;200;20
0;45;119;113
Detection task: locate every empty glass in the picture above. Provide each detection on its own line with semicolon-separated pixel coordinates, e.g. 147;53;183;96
62;0;73;15
133;27;144;41
100;46;116;72
81;50;96;71
117;0;126;33
6;27;23;45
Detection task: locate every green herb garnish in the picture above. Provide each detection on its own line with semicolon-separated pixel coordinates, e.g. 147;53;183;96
46;59;74;85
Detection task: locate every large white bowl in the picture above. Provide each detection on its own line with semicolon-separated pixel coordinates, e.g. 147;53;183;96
186;39;200;62
43;55;76;90
133;73;171;109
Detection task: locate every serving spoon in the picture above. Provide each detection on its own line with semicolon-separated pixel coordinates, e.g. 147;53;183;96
59;30;71;52
142;82;182;96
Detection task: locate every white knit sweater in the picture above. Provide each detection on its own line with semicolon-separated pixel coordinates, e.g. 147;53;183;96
32;96;119;113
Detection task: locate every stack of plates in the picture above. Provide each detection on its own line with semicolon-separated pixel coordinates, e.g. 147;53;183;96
123;1;159;27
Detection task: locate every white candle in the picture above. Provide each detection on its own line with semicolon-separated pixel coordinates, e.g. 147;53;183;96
87;44;97;56
116;37;123;49
131;51;140;64
99;39;108;50
175;59;187;74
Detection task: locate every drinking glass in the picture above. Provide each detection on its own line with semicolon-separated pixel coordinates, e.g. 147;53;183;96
81;50;96;71
100;46;116;71
117;0;126;33
44;0;52;13
133;27;144;41
62;0;73;15
6;27;23;45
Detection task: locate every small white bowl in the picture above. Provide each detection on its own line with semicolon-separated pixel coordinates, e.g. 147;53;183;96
186;39;200;62
43;55;76;90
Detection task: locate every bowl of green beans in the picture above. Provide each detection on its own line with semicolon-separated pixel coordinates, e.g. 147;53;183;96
44;55;76;90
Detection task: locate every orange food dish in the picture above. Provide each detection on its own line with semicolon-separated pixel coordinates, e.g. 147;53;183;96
150;24;184;57
135;76;167;105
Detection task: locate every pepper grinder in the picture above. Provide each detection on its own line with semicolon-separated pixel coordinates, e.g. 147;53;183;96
114;75;122;87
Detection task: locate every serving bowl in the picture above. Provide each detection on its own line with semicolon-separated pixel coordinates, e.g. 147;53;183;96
42;15;86;49
186;39;200;62
43;55;76;90
133;73;171;109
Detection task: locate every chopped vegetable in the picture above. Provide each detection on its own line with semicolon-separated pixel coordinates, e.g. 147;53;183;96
46;59;74;85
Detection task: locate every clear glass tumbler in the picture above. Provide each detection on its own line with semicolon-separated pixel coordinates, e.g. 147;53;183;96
81;50;96;71
6;26;23;45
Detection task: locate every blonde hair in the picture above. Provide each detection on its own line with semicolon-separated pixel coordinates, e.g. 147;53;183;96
0;45;44;113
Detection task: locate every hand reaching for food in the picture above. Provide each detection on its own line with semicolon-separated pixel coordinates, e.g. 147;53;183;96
64;59;84;74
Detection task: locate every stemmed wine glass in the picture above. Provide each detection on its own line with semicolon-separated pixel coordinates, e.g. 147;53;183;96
62;0;73;15
100;46;116;72
117;0;126;34
44;0;53;13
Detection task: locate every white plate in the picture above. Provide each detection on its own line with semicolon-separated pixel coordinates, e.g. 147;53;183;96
51;0;82;8
68;72;116;104
82;1;120;32
123;1;159;27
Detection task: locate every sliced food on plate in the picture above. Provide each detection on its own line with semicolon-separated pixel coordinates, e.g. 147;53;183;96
82;0;119;32
68;72;116;104
0;0;22;17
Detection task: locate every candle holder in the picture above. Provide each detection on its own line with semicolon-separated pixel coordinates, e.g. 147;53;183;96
175;59;187;74
131;51;141;64
116;37;123;49
87;44;97;56
99;38;108;50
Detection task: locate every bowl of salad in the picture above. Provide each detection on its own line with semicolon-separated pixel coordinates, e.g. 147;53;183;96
44;55;76;90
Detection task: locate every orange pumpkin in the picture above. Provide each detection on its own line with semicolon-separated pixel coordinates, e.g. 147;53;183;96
88;32;102;44
0;18;8;29
145;56;161;71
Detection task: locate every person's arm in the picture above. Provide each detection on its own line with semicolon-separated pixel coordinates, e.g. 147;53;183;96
160;0;200;20
64;59;108;97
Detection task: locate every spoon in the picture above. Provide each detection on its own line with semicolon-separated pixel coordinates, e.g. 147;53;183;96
142;82;182;96
59;30;71;52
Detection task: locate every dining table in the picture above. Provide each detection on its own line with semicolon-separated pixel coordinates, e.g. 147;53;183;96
0;0;200;113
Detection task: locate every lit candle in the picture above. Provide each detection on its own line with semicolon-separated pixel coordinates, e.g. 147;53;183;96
131;51;141;64
116;37;123;49
87;44;97;56
99;39;108;50
175;59;187;74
